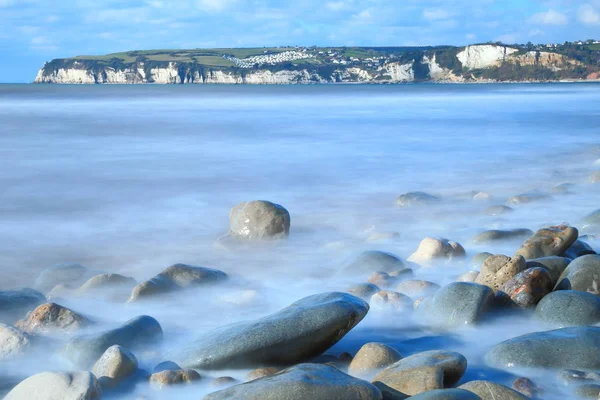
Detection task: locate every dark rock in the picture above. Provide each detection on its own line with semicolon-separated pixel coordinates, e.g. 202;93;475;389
575;384;600;398
165;292;368;370
555;254;600;295
562;239;596;259
395;192;439;208
204;364;382;400
458;381;528;400
526;257;571;285
4;371;101;400
229;200;290;240
496;267;552;308
0;288;45;324
536;290;600;327
515;225;578;260
472;229;533;244
345;251;408;276
513;377;541;398
63;315;163;368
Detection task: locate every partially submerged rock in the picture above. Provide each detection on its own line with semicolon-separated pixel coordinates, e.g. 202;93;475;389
475;255;526;293
347;283;380;300
395;192;439;208
15;303;91;335
458;380;528;400
408;238;465;264
456;271;479;283
129;263;228;302
76;273;137;301
0;324;30;360
348;343;403;376
165;292;368;370
150;369;201;389
589;171;600;183
485;205;513;216
0;288;45;324
396;280;440;298
472;229;532;244
555;254;600;295
370;291;413;313
535;290;600;327
507;193;553;205
345;251;408;276
4;371;101;400
34;263;94;293
515;225;578;260
407;388;481;399
91;345;138;388
229;200;290;240
525;256;571;285
562;239;596;259
203;363;382;400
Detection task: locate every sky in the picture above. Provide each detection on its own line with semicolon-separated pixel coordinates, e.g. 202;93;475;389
1;0;599;82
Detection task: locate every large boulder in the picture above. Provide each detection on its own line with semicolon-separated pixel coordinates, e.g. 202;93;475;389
486;326;600;370
472;229;532;244
555;254;600;295
0;324;30;360
407;389;481;399
63;315;163;368
408;238;465;264
535;290;600;327
458;381;528;400
165;292;368;370
204;363;381;400
4;371;101;400
15;303;91;335
348;343;403;376
496;267;552;308
345;251;407;276
515;225;578;260
525;256;571;285
91;345;138;388
395;192;439;208
229;200;290;240
0;288;45;324
475;255;526;292
417;283;494;327
372;350;467;396
34;263;95;293
128;263;228;302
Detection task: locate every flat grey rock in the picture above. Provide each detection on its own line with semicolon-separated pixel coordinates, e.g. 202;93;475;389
63;315;162;368
562;239;596;259
203;363;382;400
165;292;368;369
4;371;101;400
0;288;45;324
555;254;600;295
487;326;600;370
536;290;600;327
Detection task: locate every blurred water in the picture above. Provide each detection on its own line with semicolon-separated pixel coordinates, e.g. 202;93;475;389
0;83;599;398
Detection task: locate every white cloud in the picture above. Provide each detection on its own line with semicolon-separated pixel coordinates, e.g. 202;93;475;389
351;9;373;24
326;1;346;11
578;4;600;25
529;9;568;25
196;0;236;12
496;33;519;44
423;8;454;21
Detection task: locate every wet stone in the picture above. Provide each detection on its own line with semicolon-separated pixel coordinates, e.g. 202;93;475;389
396;280;440;298
458;380;528;400
525;256;571;285
15;303;91;335
348;343;403;376
395;192;439;208
345;251;408;276
347;283;380;300
515;225;578;260
496;267;552;308
535;290;600;327
229;200;290;240
475;255;526;293
472;229;533;244
0;288;45;324
555;254;600;295
485;205;513;216
512;377;541;398
370;291;413;313
408;238;465;264
4;371;101;400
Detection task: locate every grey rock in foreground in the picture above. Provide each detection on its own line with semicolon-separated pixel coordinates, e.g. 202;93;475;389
203;363;382;400
129;263;228;301
458;381;528;400
535;290;600;327
395;192;439;208
345;251;407;275
15;302;91;335
372;350;467;396
229;200;290;239
91;345;138;388
487;326;600;370
165;292;368;369
4;371;101;400
0;288;45;324
63;315;163;368
555;254;600;295
515;225;578;260
407;389;481;399
418;283;494;327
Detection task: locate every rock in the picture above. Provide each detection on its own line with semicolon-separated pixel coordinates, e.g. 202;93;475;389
372;350;467;396
558;369;600;386
128;263;228;302
507;193;553;205
0;324;30;360
589;171;600;183
581;209;600;232
417;283;494;327
487;326;600;370
150;369;201;388
203;363;382;400
368;272;398;288
407;389;481;399
562;239;596;259
408;238;465;264
396;280;440;298
526;256;571;285
475;255;526;292
373;382;410;399
348;343;403;376
496;267;552;308
473;192;493;202
15;303;91;335
575;384;600;398
4;371;101;400
0;288;45;324
211;376;237;388
370;291;413;312
91;345;137;388
536;290;600;327
389;268;415;280
76;273;137;301
165;292;368;369
246;367;280;381
345;251;408;276
515;225;578;260
512;377;541;398
63;315;163;368
471;253;492;268
458;381;528;400
484;205;513;216
472;229;533;244
34;263;93;293
152;361;181;373
347;283;380;300
229;200;290;240
552;183;573;194
395;192;439;208
555;254;600;295
456;271;479;283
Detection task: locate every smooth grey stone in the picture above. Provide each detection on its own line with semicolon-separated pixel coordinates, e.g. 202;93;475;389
91;345;137;388
0;288;45;324
373;381;410;399
536;290;600;327
128;263;228;302
418;282;494;327
229;200;290;240
575;383;600;398
458;381;528;400
515;225;578;260
77;274;137;301
486;326;600;370
395;192;439;208
456;271;479;283
562;239;596;259
4;371;101;400
348;343;403;376
203;363;382;400
372;350;467;396
347;283;380;300
472;229;532;244
150;369;202;388
34;263;93;293
484;205;513;216
165;292;368;369
555;254;600;295
63;315;162;368
526;257;571;285
345;251;407;275
396;280;440;298
153;361;181;373
507;193;553;205
407;389;481;399
512;377;541;398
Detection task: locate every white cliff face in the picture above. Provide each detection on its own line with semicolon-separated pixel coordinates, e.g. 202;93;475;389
422;55;464;82
457;45;518;70
34;62;97;84
381;62;414;82
150;62;181;84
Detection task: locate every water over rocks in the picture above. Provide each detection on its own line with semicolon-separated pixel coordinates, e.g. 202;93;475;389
395;192;440;208
345;251;408;276
458;381;529;400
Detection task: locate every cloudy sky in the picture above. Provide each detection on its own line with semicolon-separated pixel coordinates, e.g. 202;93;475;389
1;0;599;82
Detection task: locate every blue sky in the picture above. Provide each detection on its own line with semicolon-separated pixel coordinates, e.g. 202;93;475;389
1;0;599;82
